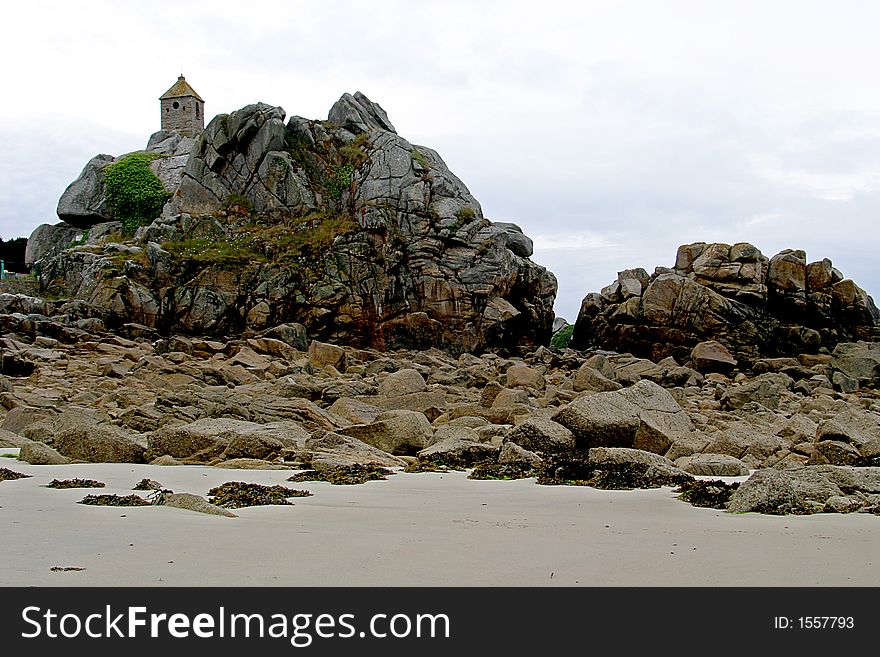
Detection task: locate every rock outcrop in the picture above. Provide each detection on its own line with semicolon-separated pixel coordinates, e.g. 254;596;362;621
571;242;879;364
2;294;879;515
36;93;556;355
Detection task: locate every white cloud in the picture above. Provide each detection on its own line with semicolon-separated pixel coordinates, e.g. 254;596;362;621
3;0;880;318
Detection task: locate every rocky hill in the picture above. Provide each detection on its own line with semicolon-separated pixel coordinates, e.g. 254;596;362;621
571;242;879;365
30;93;556;355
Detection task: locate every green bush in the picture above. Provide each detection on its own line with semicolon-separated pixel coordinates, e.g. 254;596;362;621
455;206;476;221
550;324;574;350
326;163;354;199
103;153;171;236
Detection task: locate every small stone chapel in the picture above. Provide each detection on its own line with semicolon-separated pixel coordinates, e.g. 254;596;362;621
159;75;205;137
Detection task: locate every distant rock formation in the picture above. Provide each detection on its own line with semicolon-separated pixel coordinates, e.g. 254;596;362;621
35;92;557;354
571;242;879;364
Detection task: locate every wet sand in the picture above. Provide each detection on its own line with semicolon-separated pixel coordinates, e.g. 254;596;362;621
2;453;878;586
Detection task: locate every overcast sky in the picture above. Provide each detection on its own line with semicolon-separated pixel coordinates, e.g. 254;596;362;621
2;0;880;321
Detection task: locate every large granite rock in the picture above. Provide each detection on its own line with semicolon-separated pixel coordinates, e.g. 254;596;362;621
571;242;879;363
41;94;556;354
551;379;694;453
56;154;116;227
830;342;880;388
727;465;880;514
25;223;82;265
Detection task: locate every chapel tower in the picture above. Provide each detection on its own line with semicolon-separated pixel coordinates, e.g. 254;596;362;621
159;75;204;137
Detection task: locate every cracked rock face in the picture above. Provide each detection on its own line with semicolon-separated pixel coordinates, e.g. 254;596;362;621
572;241;879;364
38;93;556;355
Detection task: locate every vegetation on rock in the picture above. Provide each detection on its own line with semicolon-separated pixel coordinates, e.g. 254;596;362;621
103;153;171;236
403;460;458;473
468;461;536;480
537;453;692;489
675;479;740;509
550;325;574;350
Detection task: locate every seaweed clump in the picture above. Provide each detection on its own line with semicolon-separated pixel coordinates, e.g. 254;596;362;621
133;478;163;491
207;481;312;508
47;479;106;489
288;464;394;485
536;453;692;489
676;479;741;509
403;460;449;473
468;460;536;481
0;467;31;481
79;494;151;506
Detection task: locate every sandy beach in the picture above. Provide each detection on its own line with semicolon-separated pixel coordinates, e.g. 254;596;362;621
2;452;878;587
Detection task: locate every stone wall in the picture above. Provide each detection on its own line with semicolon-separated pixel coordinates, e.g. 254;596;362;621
160;96;204;137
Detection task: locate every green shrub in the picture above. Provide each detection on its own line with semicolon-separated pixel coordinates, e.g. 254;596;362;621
103;153;171;236
455;206;476;221
326;164;354;199
411;148;430;169
550;324;574;350
225;194;254;215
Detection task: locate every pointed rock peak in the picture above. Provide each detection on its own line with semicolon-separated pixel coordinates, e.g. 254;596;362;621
328;91;396;134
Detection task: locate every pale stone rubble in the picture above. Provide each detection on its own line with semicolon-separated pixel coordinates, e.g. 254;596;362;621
1;293;878;516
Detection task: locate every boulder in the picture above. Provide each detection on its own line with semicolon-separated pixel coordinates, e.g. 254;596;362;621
506;364;545;391
811;440;861;466
161;493;238;517
260;323;308;351
378;368;427;397
328;397;384;425
25;223;81;265
553;380;695;452
831;342;880;387
148;417;261;459
18;441;70;465
552;392;640;449
498;440;541;465
726;465;880;514
418;437;500;467
429;424;481;447
817;408;880;447
571;365;621;393
308;341;347;373
690;340;737;374
53;425;146;463
328;91;396;134
705;422;788;463
505;417;577;454
721;373;791;410
339;410;432;455
19;407;108;443
586;447;693;488
300;431;405;468
674;453;750;477
56;154;115;227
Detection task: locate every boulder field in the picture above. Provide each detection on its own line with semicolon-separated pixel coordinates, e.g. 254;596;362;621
1;301;878;516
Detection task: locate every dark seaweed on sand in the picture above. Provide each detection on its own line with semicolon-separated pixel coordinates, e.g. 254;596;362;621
0;467;31;481
287;464;394;485
676;479;740;509
47;478;105;489
207;481;312;508
79;494;151;506
468;460;536;480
